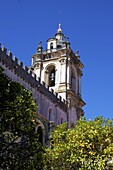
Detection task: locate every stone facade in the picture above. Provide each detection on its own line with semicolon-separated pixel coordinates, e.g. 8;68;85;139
0;25;85;145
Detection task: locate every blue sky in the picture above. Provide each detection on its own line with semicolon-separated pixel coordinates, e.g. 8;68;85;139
0;0;113;120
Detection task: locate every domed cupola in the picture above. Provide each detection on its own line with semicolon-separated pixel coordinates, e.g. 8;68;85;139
47;24;70;50
55;23;64;40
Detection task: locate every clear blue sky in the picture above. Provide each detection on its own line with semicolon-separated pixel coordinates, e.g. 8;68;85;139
0;0;113;120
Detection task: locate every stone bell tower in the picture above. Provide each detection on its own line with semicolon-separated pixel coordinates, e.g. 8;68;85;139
30;24;85;118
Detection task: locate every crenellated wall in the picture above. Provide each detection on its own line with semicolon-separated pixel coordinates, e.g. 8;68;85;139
0;44;67;112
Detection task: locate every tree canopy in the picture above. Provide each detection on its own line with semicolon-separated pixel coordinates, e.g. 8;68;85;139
1;66;113;170
44;117;113;170
0;67;43;170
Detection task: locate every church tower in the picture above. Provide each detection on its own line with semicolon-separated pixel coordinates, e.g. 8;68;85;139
31;24;85;123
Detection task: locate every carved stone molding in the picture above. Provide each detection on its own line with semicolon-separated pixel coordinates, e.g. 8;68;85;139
59;58;66;64
34;63;40;69
45;70;49;74
77;69;83;77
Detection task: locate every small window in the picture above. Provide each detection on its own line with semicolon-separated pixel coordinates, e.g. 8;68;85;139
50;42;53;49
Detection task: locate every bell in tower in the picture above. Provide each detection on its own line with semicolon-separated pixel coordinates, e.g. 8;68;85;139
49;69;55;87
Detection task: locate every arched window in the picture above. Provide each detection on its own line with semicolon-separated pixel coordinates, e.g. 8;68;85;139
37;126;43;144
45;65;56;87
35;119;45;145
49;108;52;121
71;67;76;93
61;117;63;124
50;42;53;49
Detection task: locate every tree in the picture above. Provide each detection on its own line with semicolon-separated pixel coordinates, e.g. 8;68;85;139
44;117;113;170
0;67;44;170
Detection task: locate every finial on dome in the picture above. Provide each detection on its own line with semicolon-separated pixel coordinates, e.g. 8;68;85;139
57;23;62;33
37;41;43;53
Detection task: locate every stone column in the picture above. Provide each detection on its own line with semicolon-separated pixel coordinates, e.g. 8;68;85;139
59;58;66;84
77;69;83;97
45;70;49;85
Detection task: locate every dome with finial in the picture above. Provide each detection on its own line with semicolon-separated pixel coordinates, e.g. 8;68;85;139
37;41;43;53
57;23;62;33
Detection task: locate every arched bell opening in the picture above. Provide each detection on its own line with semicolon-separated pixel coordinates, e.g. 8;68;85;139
45;65;56;87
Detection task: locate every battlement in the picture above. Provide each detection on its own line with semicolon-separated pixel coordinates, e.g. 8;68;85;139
0;43;67;111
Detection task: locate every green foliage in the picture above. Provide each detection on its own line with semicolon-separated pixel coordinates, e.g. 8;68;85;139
0;67;44;170
44;117;113;170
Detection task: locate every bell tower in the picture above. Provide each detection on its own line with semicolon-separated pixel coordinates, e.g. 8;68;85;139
31;24;85;118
